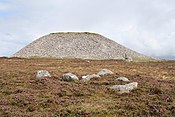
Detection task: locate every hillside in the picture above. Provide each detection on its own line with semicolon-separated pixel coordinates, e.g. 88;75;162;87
0;57;174;116
13;32;150;60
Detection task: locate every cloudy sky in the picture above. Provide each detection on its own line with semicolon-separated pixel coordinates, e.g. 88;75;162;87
0;0;175;59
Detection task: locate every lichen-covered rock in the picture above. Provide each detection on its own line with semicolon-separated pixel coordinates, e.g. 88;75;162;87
81;74;100;82
36;70;51;78
62;73;79;81
115;77;129;82
97;69;114;76
110;82;138;94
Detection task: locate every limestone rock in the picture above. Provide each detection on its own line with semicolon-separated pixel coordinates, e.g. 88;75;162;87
97;69;114;76
110;82;138;94
62;73;79;81
36;70;51;78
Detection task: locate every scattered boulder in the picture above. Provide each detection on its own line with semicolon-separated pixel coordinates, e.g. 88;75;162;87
62;73;79;82
97;69;114;76
81;74;100;82
110;82;138;94
115;77;129;84
36;70;51;78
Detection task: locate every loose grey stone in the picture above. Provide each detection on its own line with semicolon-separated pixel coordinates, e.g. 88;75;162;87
36;70;51;78
81;74;100;82
110;82;138;94
115;77;129;82
62;73;79;82
12;32;151;60
97;69;114;76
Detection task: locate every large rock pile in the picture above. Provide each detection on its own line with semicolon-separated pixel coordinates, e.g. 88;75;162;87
13;32;149;60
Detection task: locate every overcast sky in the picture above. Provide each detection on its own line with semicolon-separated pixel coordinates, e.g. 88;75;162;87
0;0;175;59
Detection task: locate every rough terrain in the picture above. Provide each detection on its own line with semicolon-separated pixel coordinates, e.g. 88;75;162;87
0;57;175;116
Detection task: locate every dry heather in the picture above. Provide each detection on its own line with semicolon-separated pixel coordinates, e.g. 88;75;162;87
0;57;175;116
13;32;149;60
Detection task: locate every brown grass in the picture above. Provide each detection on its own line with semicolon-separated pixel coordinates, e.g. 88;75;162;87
0;57;175;116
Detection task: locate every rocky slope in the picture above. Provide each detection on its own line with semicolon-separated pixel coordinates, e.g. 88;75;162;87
13;32;150;60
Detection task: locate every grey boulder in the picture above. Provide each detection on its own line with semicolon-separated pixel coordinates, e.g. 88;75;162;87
97;69;114;76
110;82;138;94
36;70;51;78
81;74;100;82
62;73;79;81
115;77;129;82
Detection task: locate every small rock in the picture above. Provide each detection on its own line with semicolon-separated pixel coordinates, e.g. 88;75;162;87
110;82;138;94
123;54;133;62
62;73;79;82
81;76;90;82
115;77;129;82
126;57;133;62
36;70;51;78
97;69;114;76
81;74;100;82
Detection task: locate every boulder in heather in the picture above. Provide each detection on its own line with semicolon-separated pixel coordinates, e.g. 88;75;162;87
81;74;100;82
97;69;114;76
110;82;138;94
115;77;129;82
36;70;51;78
62;73;79;82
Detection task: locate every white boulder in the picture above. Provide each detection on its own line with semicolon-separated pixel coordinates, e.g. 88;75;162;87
115;77;129;82
62;73;79;81
110;82;138;94
97;69;114;76
81;74;100;82
36;70;51;78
